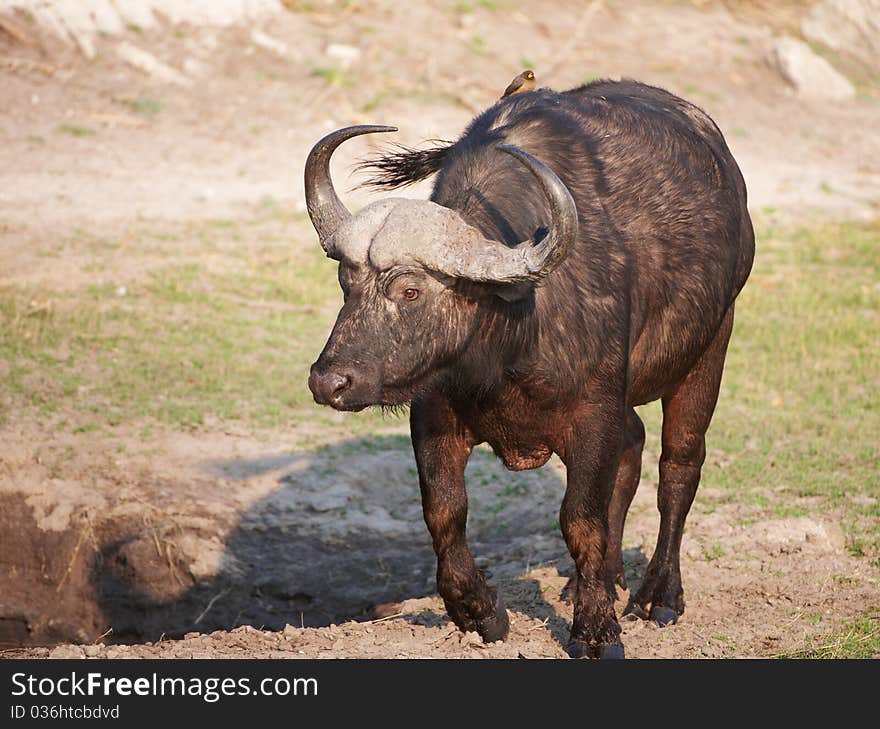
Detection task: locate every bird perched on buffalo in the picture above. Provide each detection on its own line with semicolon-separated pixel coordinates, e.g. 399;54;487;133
501;69;537;98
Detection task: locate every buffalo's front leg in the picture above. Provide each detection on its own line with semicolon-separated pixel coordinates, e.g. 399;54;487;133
561;403;626;659
411;394;509;642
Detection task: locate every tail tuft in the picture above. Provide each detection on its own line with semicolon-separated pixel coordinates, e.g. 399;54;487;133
356;142;451;190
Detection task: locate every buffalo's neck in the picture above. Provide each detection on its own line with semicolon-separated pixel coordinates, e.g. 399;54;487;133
440;294;533;398
442;292;564;405
444;274;631;409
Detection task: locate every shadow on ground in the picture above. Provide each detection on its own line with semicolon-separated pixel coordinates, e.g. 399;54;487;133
90;435;578;644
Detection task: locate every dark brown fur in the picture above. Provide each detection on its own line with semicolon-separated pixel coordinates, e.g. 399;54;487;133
311;79;755;657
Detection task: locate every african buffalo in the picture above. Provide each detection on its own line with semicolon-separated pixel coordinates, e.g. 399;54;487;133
303;79;754;658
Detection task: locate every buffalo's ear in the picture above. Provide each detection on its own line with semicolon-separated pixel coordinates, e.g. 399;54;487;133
473;280;533;303
493;282;534;302
442;273;534;303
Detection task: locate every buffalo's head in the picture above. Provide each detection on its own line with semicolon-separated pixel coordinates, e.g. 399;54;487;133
304;125;578;411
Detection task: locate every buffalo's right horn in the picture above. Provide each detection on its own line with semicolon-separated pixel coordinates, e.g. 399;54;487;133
490;144;579;282
411;145;578;284
304;125;397;257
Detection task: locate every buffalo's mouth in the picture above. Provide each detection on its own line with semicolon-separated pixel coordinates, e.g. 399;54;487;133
308;362;436;412
329;400;369;413
322;383;422;413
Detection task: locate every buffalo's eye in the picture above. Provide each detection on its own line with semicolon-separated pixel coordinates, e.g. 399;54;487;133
402;287;420;301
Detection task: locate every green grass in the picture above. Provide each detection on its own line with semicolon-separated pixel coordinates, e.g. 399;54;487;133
124;96;162;117
466;35;486;55
310;65;353;87
282;0;316;11
638;217;880;564
58;124;96;137
0;216;878;559
450;1;499;13
0;210;374;430
782;613;880;658
682;82;721;103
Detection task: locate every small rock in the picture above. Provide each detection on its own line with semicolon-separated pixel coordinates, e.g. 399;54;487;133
49;645;84;659
299;483;352;513
183;57;206;76
117;41;191;87
769;517;846;553
460;631;483;648
326;43;362;69
769;36;855;101
113;0;157;30
251;29;291;59
83;645;102;657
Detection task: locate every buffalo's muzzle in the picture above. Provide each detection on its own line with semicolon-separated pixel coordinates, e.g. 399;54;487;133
308;368;353;408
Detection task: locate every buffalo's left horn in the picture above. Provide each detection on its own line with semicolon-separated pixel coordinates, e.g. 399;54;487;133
304;124;397;257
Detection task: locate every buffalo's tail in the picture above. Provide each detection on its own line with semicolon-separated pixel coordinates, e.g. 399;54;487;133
356;141;452;190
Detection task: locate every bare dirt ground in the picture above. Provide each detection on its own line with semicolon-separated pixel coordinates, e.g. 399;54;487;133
3;418;877;659
1;0;878;658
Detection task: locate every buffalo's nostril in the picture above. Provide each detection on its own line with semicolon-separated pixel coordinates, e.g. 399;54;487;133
326;373;351;398
308;370;352;405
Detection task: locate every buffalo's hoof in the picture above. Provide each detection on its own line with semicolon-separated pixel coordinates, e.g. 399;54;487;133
566;640;592;659
622;601;649;621
649;605;679;627
475;598;509;643
596;642;625;660
566;640;625;659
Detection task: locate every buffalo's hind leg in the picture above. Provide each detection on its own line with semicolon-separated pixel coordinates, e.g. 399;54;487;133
603;408;646;596
411;393;509;643
625;306;735;626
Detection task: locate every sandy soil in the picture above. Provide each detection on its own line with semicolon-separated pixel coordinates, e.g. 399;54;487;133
1;0;878;658
2;417;877;659
3;418;877;659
